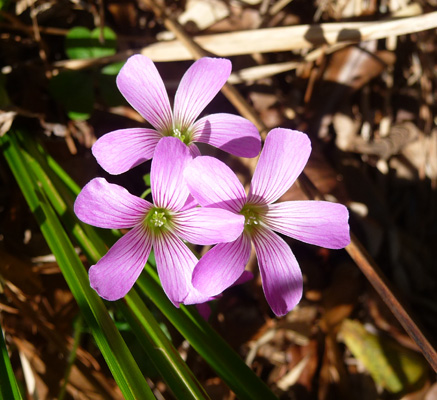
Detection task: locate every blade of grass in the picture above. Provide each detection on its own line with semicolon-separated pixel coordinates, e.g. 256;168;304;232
121;291;211;400
1;130;155;400
58;314;83;400
17;130;278;399
137;267;278;400
0;324;23;400
17;130;210;400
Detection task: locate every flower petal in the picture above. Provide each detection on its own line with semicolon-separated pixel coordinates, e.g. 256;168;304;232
174;207;244;245
192;113;261;157
151;137;192;211
233;270;254;286
264;201;350;249
174;58;231;128
196;303;212;320
154;231;210;306
89;225;152;300
74;178;152;229
117;55;172;132
188;143;201;158
192;233;251;297
248;128;311;205
184;156;246;213
92;128;162;175
251;227;303;316
180;194;198;211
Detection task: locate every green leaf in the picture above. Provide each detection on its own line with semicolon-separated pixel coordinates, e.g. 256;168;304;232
341;319;427;393
101;61;125;75
97;72;126;107
0;0;10;12
1;130;155;400
49;70;94;120
66;26;117;60
0;322;23;400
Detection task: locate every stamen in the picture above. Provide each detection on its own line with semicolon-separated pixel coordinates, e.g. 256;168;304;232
173;128;186;142
151;211;167;227
241;205;263;229
244;209;259;226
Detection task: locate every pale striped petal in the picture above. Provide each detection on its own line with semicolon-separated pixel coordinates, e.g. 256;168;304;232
92;128;161;174
192;113;261;158
117;55;172;132
251;226;302;316
173;207;244;245
192;233;251;297
174;58;231;129
265;201;350;249
154;231;203;306
89;225;152;300
248;129;311;205
151;137;192;211
74;178;152;229
184;156;247;213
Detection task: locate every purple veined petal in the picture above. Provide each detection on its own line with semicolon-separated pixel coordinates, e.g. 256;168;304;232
180;194;198;211
192;233;251;297
151;137;192;211
174;58;231;129
173;207;244;245
251;226;303;317
188;143;201;158
264;201;350;249
89;225;152;300
153;230;198;306
192;113;261;158
248;128;312;206
92;128;162;175
196;303;212;320
74;178;152;229
117;55;172;132
183;287;216;306
184;156;247;213
233;270;254;286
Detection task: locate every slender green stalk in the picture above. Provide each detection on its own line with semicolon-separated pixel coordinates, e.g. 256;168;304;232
58;315;84;400
16;130;209;400
1;130;155;400
9;129;278;400
122;291;211;400
137;267;278;400
0;324;23;400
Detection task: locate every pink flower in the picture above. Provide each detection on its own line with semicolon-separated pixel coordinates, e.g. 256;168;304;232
74;137;244;305
92;55;261;175
184;128;350;316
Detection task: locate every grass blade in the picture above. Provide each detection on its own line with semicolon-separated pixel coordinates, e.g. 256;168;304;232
0;323;23;400
1;130;155;400
16;130;210;400
137;267;278;400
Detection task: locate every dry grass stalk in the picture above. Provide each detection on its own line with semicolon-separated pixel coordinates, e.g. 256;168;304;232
140;11;437;60
53;11;437;70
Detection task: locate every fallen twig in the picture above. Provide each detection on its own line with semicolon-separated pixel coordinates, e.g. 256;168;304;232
52;11;437;69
